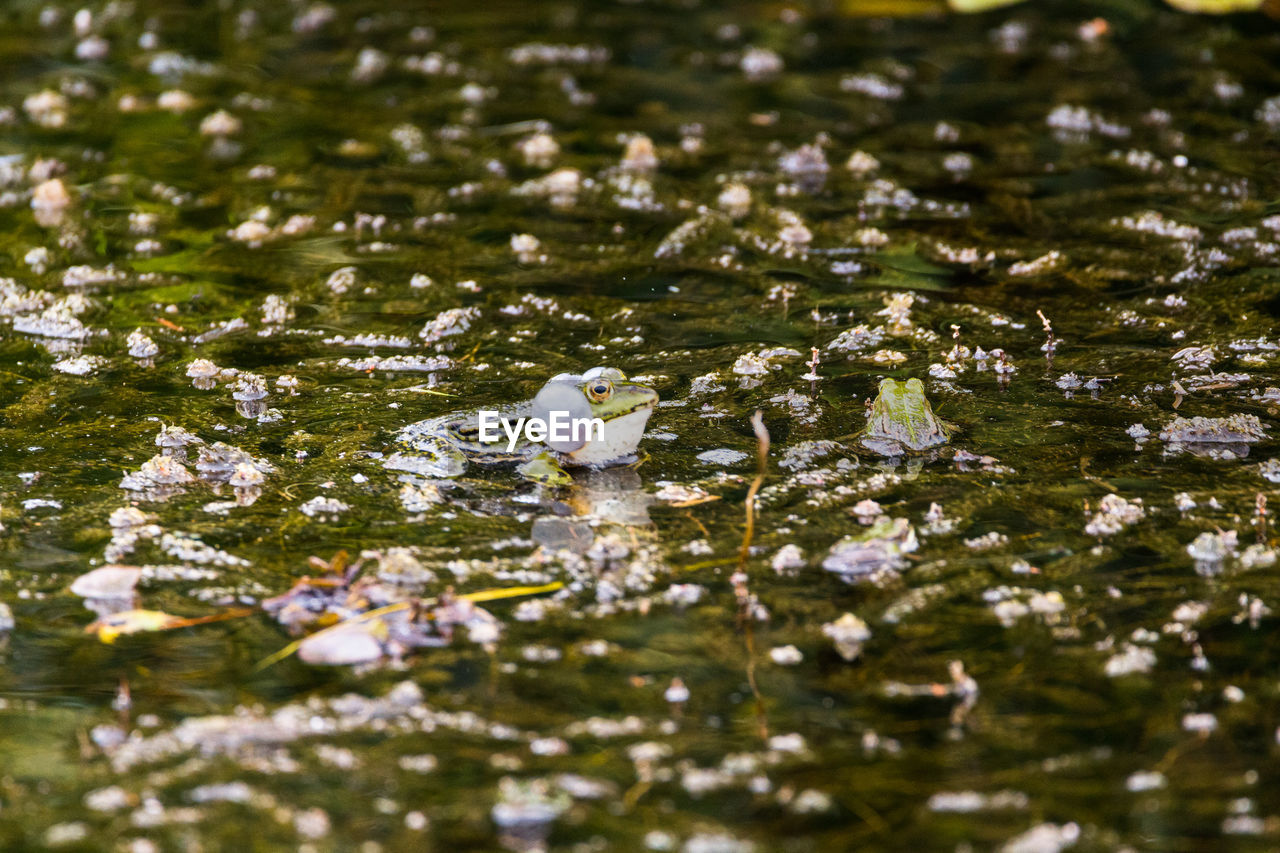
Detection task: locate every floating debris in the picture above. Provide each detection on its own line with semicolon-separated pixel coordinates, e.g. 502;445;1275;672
24;89;69;127
194;441;273;484
31;178;72;227
160;532;248;566
664;677;690;705
491;776;570;851
14;306;91;340
739;46;783;81
1125;770;1168;792
298;496;350;520
120;454;195;498
985;587;1066;628
822;613;871;661
620;134;658;173
420;306;481;345
1008;250;1062;276
1160;414;1265;458
1084;494;1145;537
87;607;249;644
199;109;242;137
999;822;1081;853
1182;712;1218;734
1171;345;1216;369
333;354;453;372
1187;529;1237;576
69;565;142;600
297;620;387;666
513;167;582;209
696;449;748;466
965;531;1008;551
840;72;904;101
510;233;543;263
517;132;558;168
769;645;803;665
833;146;877;178
929;790;1029;812
1105;643;1156;677
126;330;159;360
52;355;106;375
717;182;751;219
777;142;828;192
1127;423;1150;443
1113;210;1200;241
185;359;220;389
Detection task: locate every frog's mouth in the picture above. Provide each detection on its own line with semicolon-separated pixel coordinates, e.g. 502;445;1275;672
564;404;654;466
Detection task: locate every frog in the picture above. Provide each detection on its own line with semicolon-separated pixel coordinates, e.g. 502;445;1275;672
383;367;659;485
823;516;918;581
859;377;953;456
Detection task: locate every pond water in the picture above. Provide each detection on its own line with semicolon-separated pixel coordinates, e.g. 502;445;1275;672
2;0;1280;850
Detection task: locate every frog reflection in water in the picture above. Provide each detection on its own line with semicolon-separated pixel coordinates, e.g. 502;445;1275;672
532;466;655;554
385;367;659;485
859;378;954;456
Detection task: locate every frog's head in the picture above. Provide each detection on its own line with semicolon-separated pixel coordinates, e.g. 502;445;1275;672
530;367;658;465
873;377;924;413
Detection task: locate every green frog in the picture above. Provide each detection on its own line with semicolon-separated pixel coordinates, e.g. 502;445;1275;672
859;378;953;456
384;367;659;485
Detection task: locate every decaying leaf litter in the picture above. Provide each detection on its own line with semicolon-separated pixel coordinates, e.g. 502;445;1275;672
3;0;1280;849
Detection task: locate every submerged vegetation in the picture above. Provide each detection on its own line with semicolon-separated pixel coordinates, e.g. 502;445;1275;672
1;0;1280;849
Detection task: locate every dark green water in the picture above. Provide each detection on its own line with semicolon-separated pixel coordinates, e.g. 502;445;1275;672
2;0;1280;850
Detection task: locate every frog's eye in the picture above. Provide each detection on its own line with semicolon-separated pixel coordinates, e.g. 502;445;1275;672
586;379;614;402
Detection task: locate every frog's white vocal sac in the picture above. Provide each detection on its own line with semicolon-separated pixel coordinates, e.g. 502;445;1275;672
476;411;606;453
